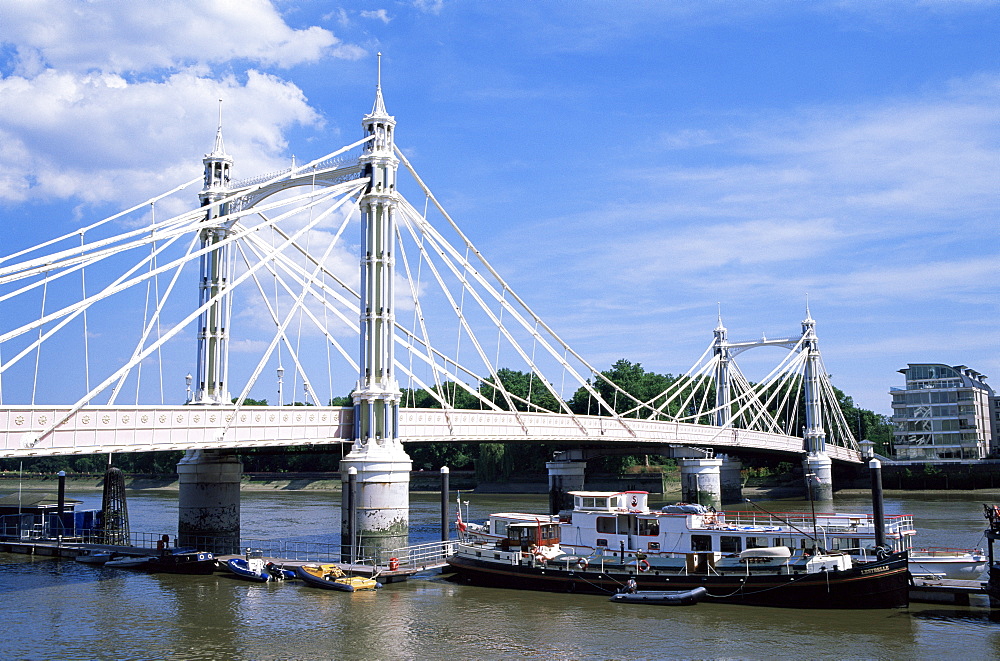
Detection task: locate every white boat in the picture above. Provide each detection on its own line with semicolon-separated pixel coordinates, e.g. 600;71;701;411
457;490;985;579
908;547;987;578
104;555;153;569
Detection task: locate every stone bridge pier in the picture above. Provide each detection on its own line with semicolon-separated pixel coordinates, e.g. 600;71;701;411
177;449;242;555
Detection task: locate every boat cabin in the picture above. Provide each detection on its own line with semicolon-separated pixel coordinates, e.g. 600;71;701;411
500;521;560;552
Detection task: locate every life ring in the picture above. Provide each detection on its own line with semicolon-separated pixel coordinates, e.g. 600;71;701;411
388;557;399;571
576;557;589;570
638;559;650;572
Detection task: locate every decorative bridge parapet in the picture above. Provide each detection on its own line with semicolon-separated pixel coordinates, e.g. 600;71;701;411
0;405;860;463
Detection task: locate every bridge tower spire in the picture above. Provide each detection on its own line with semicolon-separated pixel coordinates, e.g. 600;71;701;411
713;308;731;428
800;304;833;500
194;100;233;405
340;54;412;563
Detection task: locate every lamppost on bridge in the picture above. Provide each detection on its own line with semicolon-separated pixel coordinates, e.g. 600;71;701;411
185;373;192;404
277;365;284;407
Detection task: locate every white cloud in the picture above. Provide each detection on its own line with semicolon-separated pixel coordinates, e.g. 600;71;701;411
0;0;359;74
0;69;321;204
360;9;392;24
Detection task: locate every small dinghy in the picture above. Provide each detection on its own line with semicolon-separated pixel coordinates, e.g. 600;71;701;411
610;583;707;606
226;550;295;583
105;556;153;569
297;563;381;592
75;551;114;565
610;587;708;606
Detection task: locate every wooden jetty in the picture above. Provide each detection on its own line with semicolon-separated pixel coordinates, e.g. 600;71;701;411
909;576;987;606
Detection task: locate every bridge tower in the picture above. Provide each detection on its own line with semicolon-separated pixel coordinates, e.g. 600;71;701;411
713;312;731;428
177;106;242;554
340;57;413;563
801;307;833;500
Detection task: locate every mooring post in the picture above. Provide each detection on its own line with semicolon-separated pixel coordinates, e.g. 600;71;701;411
56;470;66;516
440;466;450;542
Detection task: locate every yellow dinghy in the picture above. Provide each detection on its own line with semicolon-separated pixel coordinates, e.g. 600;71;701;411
297;563;381;592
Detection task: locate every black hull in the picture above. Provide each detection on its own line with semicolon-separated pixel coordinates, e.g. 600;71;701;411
446;553;909;609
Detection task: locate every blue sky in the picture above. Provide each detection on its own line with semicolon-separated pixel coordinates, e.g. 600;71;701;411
0;0;998;414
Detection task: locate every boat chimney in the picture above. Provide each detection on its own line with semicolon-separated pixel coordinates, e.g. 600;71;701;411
861;440;887;549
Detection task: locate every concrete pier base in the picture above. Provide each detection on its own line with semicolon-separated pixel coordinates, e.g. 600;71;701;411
804;453;834;501
177;449;242;554
546;460;586;513
340;442;412;564
678;457;723;509
719;455;743;505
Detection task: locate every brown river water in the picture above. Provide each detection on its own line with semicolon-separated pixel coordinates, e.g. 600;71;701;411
3;489;999;660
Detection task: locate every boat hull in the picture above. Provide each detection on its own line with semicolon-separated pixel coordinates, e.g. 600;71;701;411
147;551;217;575
226;558;271;583
446;553;910;609
297;564;380;592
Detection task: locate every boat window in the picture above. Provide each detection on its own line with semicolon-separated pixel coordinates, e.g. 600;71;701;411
745;537;766;549
596;516;617;534
647;542;660;551
772;537;797;549
495;521;509;537
720;536;742;553
691;535;712;552
831;538;860;551
638;518;659;536
596;538;608;547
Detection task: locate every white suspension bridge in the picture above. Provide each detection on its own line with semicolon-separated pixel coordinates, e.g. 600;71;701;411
0;61;861;555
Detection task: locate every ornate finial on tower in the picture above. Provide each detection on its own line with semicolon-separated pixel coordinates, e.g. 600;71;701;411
201;99;233;205
211;99;227;157
802;295;816;336
715;303;725;331
370;52;389;118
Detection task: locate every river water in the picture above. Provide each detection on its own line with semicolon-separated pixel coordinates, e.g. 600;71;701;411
3;489;1000;660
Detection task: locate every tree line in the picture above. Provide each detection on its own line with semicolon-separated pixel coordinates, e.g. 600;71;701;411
0;359;893;480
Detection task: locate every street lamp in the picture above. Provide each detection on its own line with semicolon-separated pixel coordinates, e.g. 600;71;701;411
859;439;875;460
185;373;192;404
277;365;284;406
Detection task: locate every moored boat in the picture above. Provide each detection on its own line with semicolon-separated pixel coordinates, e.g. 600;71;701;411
448;514;909;608
226;550;296;583
146;549;217;575
75;550;114;565
459;490;981;579
105;555;153;569
297;563;381;592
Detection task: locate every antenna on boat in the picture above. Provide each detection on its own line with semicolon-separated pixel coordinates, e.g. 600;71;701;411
743;497;824;551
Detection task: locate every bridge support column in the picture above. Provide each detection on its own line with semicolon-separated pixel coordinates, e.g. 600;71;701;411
719;455;743;505
340;446;411;564
546;461;586;514
177;449;242;555
678;457;723;509
804;453;834;501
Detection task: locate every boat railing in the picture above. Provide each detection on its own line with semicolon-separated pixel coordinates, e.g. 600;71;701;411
718;511;916;535
388;540;455;569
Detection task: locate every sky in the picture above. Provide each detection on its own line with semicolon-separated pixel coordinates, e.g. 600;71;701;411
0;0;998;415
